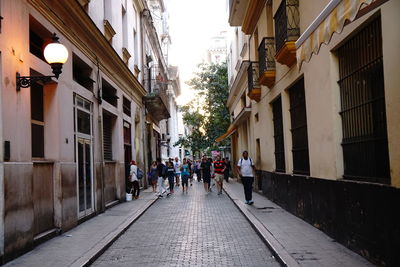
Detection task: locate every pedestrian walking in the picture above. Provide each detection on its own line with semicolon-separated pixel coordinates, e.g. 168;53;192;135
209;157;215;192
224;157;231;183
166;161;175;195
236;151;256;205
156;158;167;197
181;158;190;193
195;160;202;182
173;157;181;187
148;161;158;193
213;155;226;195
200;156;212;193
188;159;193;186
129;160;140;199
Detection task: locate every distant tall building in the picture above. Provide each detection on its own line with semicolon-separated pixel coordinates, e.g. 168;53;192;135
205;31;227;64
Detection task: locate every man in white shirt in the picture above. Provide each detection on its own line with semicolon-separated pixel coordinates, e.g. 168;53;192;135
174;157;181;186
236;151;256;205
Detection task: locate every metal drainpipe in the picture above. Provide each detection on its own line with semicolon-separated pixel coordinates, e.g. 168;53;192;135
96;59;106;212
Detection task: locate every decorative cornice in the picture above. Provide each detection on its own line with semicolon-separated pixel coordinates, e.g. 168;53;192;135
77;0;90;6
122;47;132;60
242;0;267;34
27;0;146;105
104;19;116;40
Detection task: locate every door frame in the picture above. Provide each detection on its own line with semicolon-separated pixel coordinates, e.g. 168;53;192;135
74;95;94;219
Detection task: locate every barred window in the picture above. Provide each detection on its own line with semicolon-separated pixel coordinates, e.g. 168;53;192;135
289;78;309;175
337;16;389;183
272;96;285;172
103;112;115;161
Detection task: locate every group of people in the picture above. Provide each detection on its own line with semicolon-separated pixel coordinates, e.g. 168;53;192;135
147;157;194;197
129;150;256;205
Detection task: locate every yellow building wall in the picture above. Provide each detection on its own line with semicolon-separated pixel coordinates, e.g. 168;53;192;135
229;1;399;187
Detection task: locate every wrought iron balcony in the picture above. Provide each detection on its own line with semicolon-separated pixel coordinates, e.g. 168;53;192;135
143;79;170;121
258;37;276;88
247;62;261;102
274;0;299;67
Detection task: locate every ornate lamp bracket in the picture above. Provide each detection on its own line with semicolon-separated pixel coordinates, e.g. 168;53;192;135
16;72;56;91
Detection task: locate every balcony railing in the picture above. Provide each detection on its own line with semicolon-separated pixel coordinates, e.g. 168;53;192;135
274;0;300;52
274;0;299;67
143;78;170;121
247;62;261;102
258;37;276;88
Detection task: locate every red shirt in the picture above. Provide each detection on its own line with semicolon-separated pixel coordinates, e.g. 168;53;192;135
213;160;225;174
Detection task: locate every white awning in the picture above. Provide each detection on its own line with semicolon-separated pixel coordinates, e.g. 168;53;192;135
296;0;375;69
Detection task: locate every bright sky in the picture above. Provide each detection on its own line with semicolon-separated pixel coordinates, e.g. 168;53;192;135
166;0;228;105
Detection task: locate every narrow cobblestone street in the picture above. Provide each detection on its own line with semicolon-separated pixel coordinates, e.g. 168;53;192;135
93;182;281;267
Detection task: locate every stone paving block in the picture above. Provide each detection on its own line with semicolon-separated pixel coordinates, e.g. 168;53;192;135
94;182;281;267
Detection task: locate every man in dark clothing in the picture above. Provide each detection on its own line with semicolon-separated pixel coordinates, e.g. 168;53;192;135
156;158;167;197
224;157;231;183
200;156;212;193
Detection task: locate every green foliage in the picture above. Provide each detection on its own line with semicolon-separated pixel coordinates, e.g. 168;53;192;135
174;62;230;155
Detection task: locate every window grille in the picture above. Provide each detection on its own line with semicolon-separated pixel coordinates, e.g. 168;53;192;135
337;16;389;183
289;78;309;175
103;112;113;160
272;96;285;172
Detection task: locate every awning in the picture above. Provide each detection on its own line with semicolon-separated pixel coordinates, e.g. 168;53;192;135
296;0;374;69
215;124;237;143
215;107;251;143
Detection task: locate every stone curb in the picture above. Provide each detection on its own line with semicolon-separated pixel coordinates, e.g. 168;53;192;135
71;196;159;267
223;183;300;267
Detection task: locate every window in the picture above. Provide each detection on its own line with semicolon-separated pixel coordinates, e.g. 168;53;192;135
123;96;131;116
122;6;128;48
337;16;389;183
29;15;52;61
241;93;246;108
102;79;118;107
123;121;131;145
272;96;285;172
31;81;44;158
289;78;309;175
103;112;115;160
73;54;94;91
75;96;92;135
255;113;259;122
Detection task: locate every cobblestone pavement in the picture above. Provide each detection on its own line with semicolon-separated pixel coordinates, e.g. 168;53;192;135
94;181;281;267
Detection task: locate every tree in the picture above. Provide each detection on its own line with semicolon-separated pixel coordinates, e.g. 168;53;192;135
175;62;230;155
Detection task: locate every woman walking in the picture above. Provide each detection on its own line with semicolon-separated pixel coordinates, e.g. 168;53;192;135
129;160;140;199
148;161;158;193
201;156;212;194
166;161;175;195
181;158;190;193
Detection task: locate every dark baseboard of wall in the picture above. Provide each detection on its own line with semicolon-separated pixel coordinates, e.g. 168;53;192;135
259;171;400;267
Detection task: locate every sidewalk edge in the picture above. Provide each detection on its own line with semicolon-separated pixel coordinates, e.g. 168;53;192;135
223;183;300;267
72;196;158;267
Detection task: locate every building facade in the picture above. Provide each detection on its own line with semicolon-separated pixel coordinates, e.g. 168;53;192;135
0;0;180;261
205;31;228;65
224;0;399;265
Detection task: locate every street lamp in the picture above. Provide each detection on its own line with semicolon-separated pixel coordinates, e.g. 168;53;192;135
16;33;69;91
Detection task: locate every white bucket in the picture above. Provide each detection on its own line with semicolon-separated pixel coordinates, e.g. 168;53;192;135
126;193;133;201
